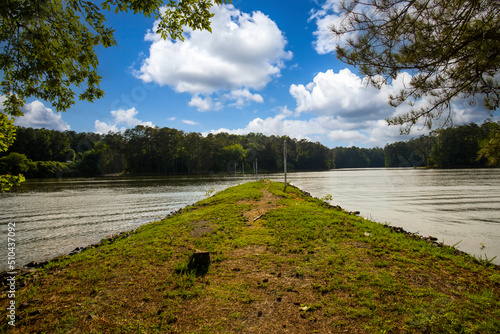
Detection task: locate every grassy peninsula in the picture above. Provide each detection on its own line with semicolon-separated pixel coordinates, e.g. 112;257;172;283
2;181;499;333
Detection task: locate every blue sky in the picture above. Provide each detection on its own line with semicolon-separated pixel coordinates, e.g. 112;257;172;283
10;0;496;148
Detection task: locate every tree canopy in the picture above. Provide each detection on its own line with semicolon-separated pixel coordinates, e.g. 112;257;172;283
331;0;500;133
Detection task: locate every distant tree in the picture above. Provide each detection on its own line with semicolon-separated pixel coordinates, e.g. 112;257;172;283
332;0;500;133
0;152;31;175
429;123;487;168
384;136;433;167
366;147;385;167
332;146;370;168
477;121;500;167
222;143;246;172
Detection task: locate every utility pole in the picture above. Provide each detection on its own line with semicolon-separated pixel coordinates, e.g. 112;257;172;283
284;140;287;191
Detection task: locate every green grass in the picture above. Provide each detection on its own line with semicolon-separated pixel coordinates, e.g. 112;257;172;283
2;180;499;333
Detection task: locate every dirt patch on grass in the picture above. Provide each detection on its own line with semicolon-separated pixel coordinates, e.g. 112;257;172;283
237;189;283;223
191;220;214;237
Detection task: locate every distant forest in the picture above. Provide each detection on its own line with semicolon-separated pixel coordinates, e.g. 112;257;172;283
385;121;500;168
0;121;498;178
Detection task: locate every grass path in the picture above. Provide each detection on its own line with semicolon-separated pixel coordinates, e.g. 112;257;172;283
1;180;499;333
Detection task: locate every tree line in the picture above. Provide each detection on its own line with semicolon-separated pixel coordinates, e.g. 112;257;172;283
0;126;338;178
2;121;497;180
384;121;500;168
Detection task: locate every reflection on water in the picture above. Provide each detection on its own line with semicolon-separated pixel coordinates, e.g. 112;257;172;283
1;169;499;271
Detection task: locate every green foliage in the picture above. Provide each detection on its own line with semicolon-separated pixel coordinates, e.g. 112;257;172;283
384;136;434;167
332;0;500;133
0;152;31;174
1;0;111;116
331;146;384;168
0;113;16;153
429;123;487;168
223;143;246;164
385;121;497;168
0;114;24;189
478;122;500;167
0;173;25;192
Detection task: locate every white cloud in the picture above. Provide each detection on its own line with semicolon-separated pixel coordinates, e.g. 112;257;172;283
289;68;391;120
14;100;70;131
188;95;223;112
95;120;118;134
94;107;154;134
207;113;332;141
0;95;7;110
182;120;199;126
188;89;264;111
227;89;264;108
135;4;292;110
327;130;368;143
309;0;369;55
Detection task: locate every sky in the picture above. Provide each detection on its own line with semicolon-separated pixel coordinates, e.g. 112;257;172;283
11;0;498;148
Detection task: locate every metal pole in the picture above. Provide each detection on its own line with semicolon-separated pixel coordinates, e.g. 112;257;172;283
284;140;287;191
256;158;258;180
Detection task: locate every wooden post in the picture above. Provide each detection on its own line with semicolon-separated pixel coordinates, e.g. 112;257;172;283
188;251;211;274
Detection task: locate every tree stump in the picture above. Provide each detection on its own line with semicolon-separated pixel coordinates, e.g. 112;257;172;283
187;251;210;274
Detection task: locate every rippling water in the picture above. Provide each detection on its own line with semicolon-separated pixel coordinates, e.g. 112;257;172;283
1;169;499;271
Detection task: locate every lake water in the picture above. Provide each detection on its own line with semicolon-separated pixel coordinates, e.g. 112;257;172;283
1;168;499;271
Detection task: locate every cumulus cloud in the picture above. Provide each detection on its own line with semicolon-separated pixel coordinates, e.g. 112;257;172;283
95;120;119;134
290;68;391;120
14;100;70;131
94;108;154;134
135;4;292;110
309;0;350;54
